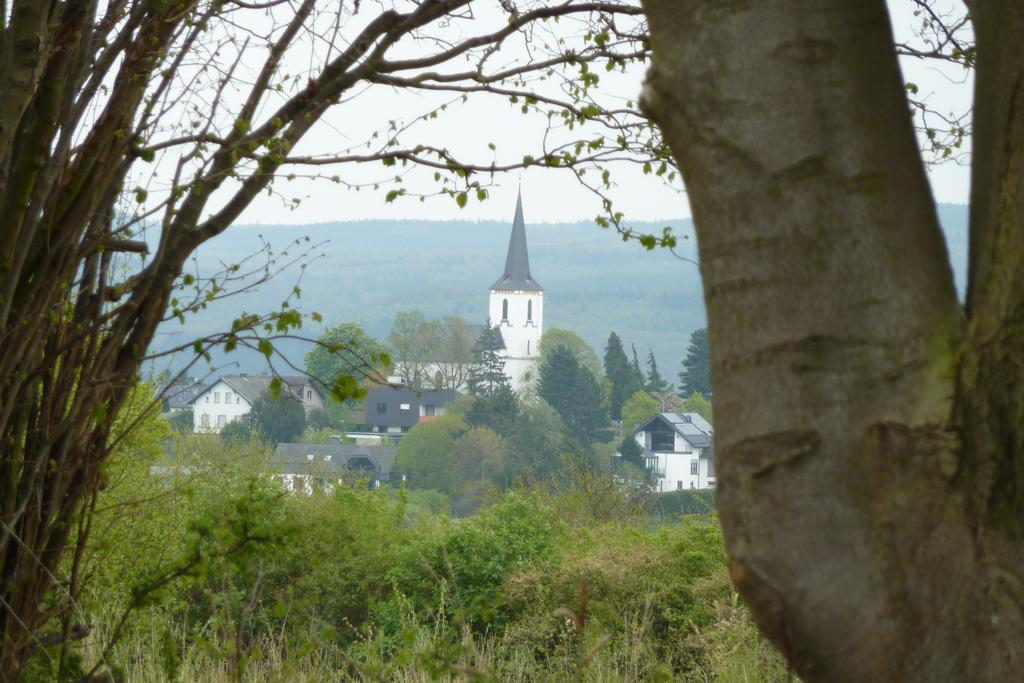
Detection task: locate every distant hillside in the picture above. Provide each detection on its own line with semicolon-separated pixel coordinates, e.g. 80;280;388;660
150;204;969;382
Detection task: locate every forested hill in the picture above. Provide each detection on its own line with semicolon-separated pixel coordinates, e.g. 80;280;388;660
150;203;969;378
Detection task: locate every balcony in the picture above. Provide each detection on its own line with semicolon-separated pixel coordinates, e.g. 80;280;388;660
644;457;665;478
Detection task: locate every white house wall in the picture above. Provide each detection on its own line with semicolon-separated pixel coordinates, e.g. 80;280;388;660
193;380;251;432
298;382;324;415
650;448;713;492
489;289;543;392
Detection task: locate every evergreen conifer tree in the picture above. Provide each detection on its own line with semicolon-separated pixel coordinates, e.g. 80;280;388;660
541;345;610;443
466;383;520;437
678;328;712;398
646;349;669;393
469;322;510;397
630;344;645;387
603;332;641;420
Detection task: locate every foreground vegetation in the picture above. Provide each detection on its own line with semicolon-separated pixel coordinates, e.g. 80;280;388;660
29;435;787;682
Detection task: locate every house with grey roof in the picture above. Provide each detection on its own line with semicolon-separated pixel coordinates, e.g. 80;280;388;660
629;412;715;491
155;382;208;414
353;384;461;439
270;439;399;492
189;374;324;433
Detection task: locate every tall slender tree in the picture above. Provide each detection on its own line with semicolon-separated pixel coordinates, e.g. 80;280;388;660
677;328;712;399
603;332;641;420
645;348;669;393
630;344;646;387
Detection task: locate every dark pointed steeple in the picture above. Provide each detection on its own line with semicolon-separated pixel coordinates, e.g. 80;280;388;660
491;190;542;291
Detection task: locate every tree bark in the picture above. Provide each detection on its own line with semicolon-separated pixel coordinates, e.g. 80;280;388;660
641;0;1024;679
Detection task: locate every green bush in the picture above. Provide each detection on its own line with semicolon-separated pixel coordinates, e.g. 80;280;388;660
59;432;787;682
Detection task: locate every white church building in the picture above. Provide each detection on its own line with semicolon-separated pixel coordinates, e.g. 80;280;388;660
488;191;543;391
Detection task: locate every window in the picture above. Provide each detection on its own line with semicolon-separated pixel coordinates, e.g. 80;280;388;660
676;481;683;490
217;415;226;428
236;396;241;404
399;403;411;414
527;299;533;322
527;340;530;355
424;404;436;416
200;414;210;428
205;395;210;403
306;390;312;400
214;392;221;403
651;431;675;451
501;298;509;322
690;460;699;475
377;401;387;415
225;391;232;403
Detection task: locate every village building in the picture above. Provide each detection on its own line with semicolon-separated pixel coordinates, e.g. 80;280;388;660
155;381;208;415
347;383;460;440
189;373;324;433
632;412;716;491
270;439;398;492
489;191;544;392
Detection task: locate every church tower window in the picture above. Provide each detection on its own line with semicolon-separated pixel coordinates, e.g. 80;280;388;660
527;300;533;323
502;298;509;323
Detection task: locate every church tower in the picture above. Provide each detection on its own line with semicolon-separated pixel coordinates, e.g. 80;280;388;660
489;191;543;391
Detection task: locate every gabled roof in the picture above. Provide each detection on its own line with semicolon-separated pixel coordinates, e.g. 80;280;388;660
271;443;397;477
637;412;714;448
156;383;208;410
189;374;319;406
490;191;542;292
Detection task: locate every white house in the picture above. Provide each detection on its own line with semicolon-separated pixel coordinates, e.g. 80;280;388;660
632;412;715;491
488;191;543;392
190;374;324;433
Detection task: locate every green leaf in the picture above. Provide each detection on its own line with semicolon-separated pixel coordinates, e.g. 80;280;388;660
258;339;273;357
456;192;468;208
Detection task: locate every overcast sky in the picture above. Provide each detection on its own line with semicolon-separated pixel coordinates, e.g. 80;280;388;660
229;1;974;226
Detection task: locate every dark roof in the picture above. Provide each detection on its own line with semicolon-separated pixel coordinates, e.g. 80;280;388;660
469;323;505;350
190;374;318;405
363;386;461;429
637;412;714;448
490;191;542;292
157;383;208;410
271;443;397;477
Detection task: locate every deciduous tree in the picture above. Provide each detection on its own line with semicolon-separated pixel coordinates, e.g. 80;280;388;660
0;3;653;671
247;391;306;445
622;389;659;432
641;0;1016;679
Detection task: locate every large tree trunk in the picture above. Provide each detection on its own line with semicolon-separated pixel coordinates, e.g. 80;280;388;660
641;0;1024;679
